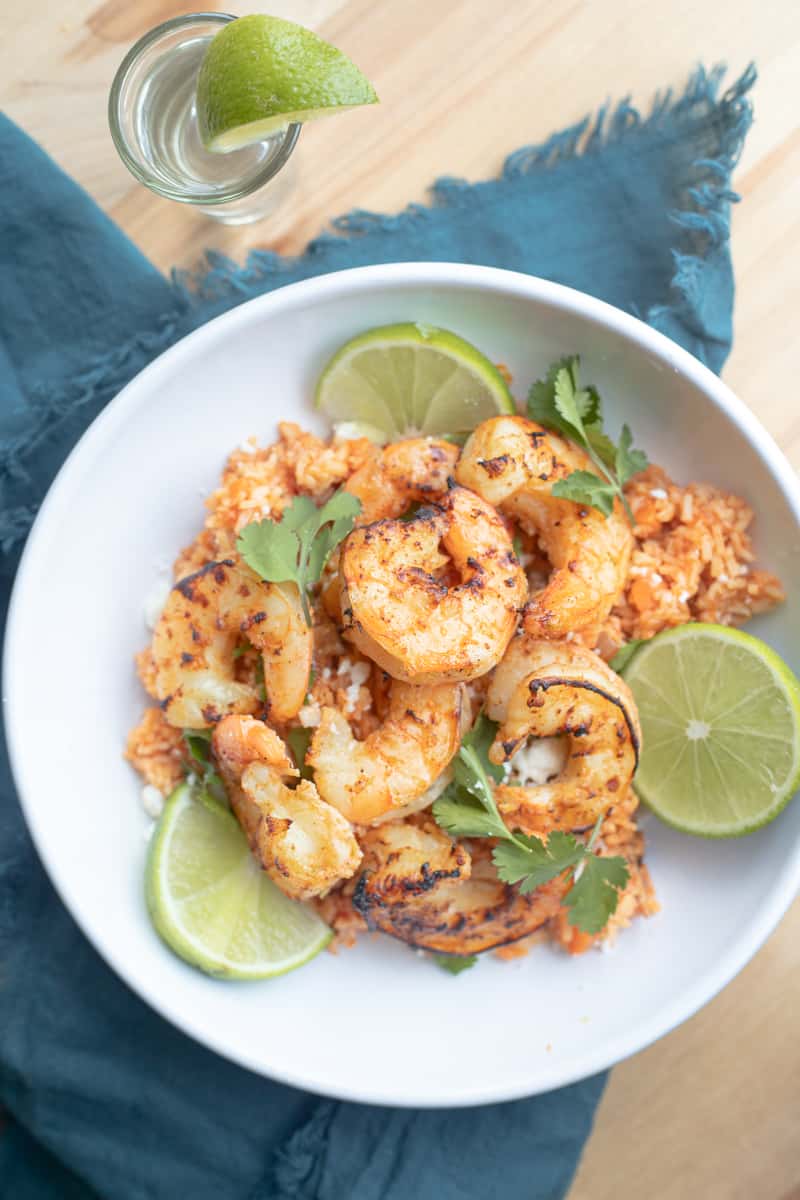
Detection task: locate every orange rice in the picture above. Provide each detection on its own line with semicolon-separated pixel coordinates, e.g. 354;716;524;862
126;427;783;957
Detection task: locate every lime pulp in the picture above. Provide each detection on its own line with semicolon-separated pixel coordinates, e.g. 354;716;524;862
315;322;516;441
623;623;800;837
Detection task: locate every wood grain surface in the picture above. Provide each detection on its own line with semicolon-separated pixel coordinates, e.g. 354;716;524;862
2;3;799;1197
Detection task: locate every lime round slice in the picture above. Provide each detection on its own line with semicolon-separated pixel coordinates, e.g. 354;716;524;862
196;15;378;153
623;624;800;837
315;323;516;441
146;783;331;978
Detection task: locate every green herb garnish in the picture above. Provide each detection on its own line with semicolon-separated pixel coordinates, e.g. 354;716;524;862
527;356;647;523
434;954;478;975
182;729;227;811
286;726;314;781
432;715;629;935
236;488;361;624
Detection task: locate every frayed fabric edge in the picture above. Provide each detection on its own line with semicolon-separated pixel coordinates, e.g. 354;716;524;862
177;62;755;325
0;62;755;556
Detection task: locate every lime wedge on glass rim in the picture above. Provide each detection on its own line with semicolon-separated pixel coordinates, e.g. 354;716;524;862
146;783;331;978
196;14;378;153
315;323;516;442
622;623;800;837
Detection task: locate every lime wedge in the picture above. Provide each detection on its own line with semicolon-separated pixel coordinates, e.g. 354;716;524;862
623;624;800;837
196;15;378;153
315;323;516;441
146;783;331;977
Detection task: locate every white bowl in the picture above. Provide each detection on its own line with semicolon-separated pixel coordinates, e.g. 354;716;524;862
5;264;800;1107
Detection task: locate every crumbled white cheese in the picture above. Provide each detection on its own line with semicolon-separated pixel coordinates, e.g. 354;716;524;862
717;573;730;584
143;577;172;630
298;701;322;728
321;667;332;681
650;572;663;584
336;656;353;677
678;589;691;604
141;784;165;820
509;737;567;787
343;663;371;714
649;487;668;500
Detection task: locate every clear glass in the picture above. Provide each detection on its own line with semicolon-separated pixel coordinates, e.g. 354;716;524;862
108;12;301;225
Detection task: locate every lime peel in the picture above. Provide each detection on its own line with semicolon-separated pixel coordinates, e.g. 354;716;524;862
196;14;378;153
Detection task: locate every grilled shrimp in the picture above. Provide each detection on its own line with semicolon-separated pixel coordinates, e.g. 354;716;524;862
340;485;526;682
456;416;632;640
345;437;459;522
354;829;566;954
485;634;641;834
152;559;311;729
212;715;361;900
307;681;469;824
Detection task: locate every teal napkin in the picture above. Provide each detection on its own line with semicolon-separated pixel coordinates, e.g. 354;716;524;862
0;64;754;1200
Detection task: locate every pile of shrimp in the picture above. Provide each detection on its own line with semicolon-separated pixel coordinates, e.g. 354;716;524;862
128;417;661;960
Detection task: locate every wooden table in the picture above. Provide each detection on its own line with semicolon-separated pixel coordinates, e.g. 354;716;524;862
3;2;799;1197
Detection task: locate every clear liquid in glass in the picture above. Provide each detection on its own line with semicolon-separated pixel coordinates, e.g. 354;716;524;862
109;15;299;225
132;33;277;199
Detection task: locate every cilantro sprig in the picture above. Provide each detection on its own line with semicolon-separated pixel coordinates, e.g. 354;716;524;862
432;715;630;935
527;356;647;523
434;954;478;975
182;729;227;812
236;488;361;624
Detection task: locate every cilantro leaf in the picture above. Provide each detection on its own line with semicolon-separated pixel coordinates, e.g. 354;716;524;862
493;831;584;894
432;714;510;840
182;730;227;812
455;712;505;790
552;471;616;517
285;727;314;781
610;638;646;674
565;855;630;934
585;425;618;471
615;424;648;487
305;490;362;582
553;362;595;440
527;357;576;438
236;487;361;625
183;728;212;767
432;791;509;840
236;519;300;585
526;355;648;524
434;954;478;975
278;495;319;531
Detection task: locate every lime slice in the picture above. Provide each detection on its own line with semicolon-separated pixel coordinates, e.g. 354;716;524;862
315;323;516;441
196;15;378;153
146;783;331;977
623;624;800;837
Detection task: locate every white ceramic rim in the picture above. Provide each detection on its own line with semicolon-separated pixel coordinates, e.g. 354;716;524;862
5;262;800;1105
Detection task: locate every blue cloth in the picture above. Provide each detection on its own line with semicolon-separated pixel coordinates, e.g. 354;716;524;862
0;63;753;1200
